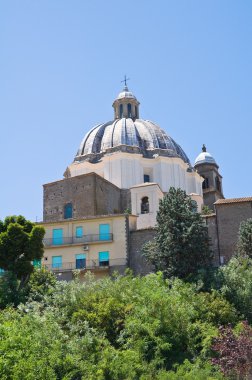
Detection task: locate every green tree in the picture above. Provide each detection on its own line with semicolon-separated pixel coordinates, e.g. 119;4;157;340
27;267;57;302
237;218;252;257
201;205;213;215
0;215;45;289
218;255;252;323
143;187;212;279
0;273;237;379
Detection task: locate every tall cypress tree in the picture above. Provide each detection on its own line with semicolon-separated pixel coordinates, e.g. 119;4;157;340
143;187;212;279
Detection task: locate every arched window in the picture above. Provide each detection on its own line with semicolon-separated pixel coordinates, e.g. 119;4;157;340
135;106;138;118
64;203;73;219
202;176;209;189
141;196;149;214
215;177;221;192
119;104;123;118
127;103;132;118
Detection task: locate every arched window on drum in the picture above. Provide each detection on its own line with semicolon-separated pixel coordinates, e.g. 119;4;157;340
127;103;132;118
141;196;149;214
119;104;123;118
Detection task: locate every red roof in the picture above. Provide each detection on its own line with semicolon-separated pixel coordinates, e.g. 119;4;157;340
215;197;252;205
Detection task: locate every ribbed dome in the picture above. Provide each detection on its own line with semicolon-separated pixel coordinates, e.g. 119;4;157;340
76;118;190;164
74;85;191;164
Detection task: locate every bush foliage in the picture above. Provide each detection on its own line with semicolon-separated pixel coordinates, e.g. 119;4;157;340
0;268;246;379
0;211;252;379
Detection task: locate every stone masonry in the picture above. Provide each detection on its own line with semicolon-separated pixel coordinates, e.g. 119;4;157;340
215;198;252;263
203;214;219;266
43;172;130;222
129;229;156;275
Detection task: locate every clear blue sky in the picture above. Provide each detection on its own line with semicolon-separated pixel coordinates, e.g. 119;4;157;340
1;0;252;221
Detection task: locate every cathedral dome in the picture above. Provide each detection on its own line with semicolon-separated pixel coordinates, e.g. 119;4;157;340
75;85;190;165
76;118;190;164
194;145;217;166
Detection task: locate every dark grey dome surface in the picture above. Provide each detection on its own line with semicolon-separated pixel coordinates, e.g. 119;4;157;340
76;118;190;164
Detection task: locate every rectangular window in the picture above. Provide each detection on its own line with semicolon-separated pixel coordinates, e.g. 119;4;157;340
52;229;63;245
52;256;62;269
99;251;109;267
33;259;41;268
64;203;73;219
99;224;110;241
144;174;150;183
75;253;86;269
76;226;83;238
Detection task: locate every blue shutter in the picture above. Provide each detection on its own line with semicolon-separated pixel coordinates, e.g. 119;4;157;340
76;226;83;238
33;259;41;268
76;253;86;269
99;251;109;264
64;203;73;219
99;224;110;241
52;229;63;245
52;256;62;269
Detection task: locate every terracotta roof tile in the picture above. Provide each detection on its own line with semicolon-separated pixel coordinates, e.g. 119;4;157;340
215;197;252;205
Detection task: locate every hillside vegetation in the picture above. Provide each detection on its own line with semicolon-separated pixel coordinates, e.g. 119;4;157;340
0;260;252;379
1;202;252;379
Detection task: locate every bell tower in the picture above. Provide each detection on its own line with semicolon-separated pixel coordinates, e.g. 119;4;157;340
194;145;224;211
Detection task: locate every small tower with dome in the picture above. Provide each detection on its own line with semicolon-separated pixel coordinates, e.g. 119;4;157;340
194;145;224;210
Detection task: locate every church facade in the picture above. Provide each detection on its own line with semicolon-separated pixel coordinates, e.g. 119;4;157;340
39;84;252;279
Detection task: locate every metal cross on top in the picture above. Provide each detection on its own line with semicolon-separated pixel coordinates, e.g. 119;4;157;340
121;75;130;87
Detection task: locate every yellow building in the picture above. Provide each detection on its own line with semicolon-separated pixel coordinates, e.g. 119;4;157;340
40;214;137;281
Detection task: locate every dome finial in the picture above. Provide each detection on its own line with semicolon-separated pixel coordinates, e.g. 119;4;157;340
202;144;207;152
121;75;130;90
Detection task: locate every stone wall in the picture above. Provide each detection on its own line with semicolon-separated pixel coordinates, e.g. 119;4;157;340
129;229;156;275
94;175;122;215
43;173;123;222
215;201;252;263
120;189;131;213
204;191;222;212
203;214;219;266
129;220;221;274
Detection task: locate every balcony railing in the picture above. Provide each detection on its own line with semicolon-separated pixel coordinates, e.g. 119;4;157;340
43;233;113;247
44;258;127;272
